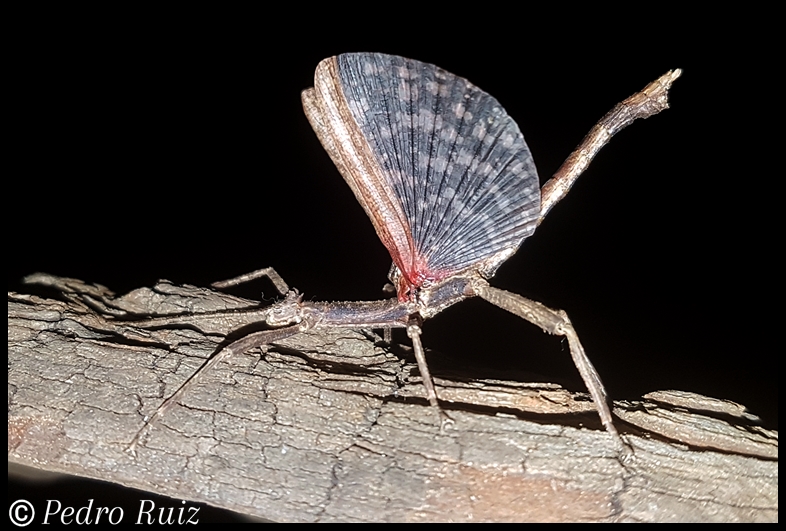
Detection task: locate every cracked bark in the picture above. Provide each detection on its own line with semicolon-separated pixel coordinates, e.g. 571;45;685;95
8;274;778;522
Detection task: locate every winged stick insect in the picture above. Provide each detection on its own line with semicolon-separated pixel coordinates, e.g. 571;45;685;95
128;54;680;453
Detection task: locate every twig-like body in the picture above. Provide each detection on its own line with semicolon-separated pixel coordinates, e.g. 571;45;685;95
127;67;682;452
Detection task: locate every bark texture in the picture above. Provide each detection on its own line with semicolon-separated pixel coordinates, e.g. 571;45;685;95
8;274;778;522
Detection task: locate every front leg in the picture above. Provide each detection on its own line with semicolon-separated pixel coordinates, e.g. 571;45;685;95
472;281;621;447
211;266;290;296
127;321;305;455
126;288;310;455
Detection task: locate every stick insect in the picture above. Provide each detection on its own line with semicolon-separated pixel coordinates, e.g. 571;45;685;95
128;54;680;453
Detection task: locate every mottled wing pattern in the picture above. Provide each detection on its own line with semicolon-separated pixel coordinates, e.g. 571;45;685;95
335;54;540;285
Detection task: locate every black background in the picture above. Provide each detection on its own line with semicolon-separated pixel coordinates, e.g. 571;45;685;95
9;11;775;523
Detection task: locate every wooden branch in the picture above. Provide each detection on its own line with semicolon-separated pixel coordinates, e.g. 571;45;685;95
8;274;777;522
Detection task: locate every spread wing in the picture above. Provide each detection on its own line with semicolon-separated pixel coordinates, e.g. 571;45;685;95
303;53;540;297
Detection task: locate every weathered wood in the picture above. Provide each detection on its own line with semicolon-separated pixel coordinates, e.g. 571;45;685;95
8;274;778;522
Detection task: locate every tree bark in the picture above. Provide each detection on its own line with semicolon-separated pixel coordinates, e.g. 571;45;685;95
8;274;778;522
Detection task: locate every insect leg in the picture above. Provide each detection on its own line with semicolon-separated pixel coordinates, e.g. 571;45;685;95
473;282;622;447
127;323;303;456
407;318;438;408
407;317;454;431
211;266;290;295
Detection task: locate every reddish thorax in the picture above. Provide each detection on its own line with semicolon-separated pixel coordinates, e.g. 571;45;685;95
394;254;453;302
